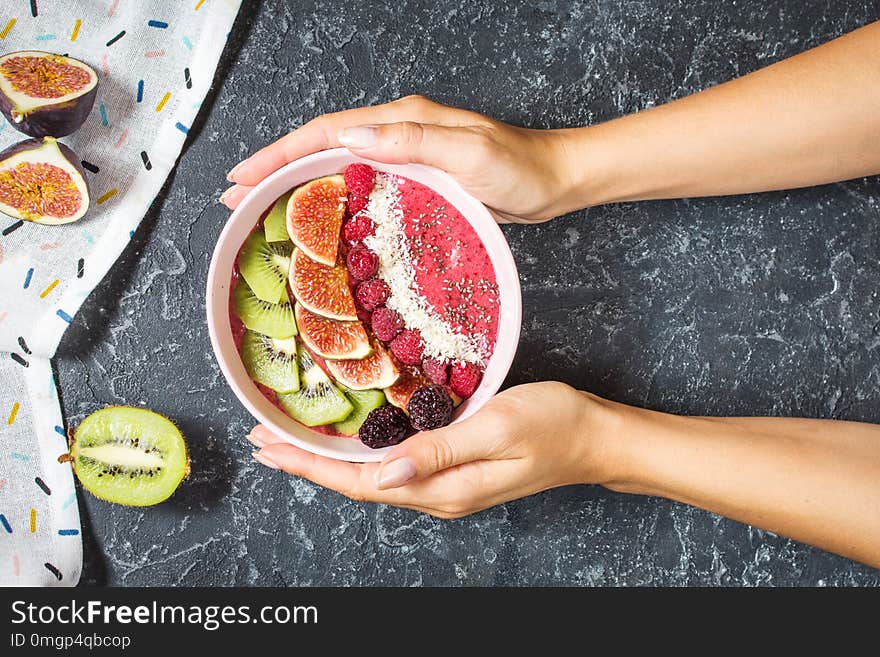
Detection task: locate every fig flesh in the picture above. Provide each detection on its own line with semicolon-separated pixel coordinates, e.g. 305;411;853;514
326;339;400;391
295;302;372;361
286;175;347;266
384;365;430;411
0;51;98;138
289;247;358;321
0;136;89;225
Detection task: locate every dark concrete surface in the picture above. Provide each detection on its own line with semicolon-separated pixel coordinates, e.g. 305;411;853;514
57;0;880;585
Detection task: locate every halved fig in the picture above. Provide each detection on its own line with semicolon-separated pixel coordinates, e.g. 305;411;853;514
384;365;430;411
0;51;98;138
289;247;358;321
327;340;400;391
286;175;346;266
0;137;89;224
295;302;371;360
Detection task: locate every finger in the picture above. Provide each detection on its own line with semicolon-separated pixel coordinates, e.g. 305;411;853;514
228;96;472;186
245;424;289;448
253;440;478;514
256;441;374;492
337;122;487;175
219;184;251;209
374;415;502;490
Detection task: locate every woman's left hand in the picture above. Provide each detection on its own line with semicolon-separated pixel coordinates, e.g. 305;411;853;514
248;382;620;518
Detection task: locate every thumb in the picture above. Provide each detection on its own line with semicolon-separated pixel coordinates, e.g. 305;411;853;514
373;419;495;490
338;122;477;172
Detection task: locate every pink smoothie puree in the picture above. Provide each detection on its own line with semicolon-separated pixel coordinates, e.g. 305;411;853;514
397;176;499;360
229;168;499;437
363;173;499;366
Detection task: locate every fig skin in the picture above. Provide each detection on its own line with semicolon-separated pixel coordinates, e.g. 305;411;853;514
0;51;98;138
0;136;90;224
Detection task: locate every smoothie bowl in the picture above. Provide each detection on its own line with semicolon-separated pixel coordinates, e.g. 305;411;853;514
207;148;521;462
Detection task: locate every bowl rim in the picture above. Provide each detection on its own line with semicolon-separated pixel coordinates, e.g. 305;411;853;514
206;148;521;462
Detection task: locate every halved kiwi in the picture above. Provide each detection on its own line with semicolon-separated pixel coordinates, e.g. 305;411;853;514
240;329;300;393
277;343;353;426
233;278;297;339
69;406;189;507
334;387;386;436
238;230;291;303
264;191;292;243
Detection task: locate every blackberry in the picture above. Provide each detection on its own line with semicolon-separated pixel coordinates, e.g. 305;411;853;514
358;405;412;449
407;385;454;431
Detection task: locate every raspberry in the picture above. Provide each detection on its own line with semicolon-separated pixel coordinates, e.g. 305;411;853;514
371;307;404;342
407;385;454;431
344;163;375;198
449;361;482;399
390;329;423;365
342;213;375;244
358;405;412;448
421;357;449;386
346;245;378;281
348;195;368;215
355;278;390;311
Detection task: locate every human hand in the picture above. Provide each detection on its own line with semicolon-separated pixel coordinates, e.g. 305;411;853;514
248;382;621;518
221;95;575;223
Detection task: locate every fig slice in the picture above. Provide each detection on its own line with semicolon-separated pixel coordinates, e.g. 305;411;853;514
289;247;358;321
286;175;346;266
295;302;372;361
0;51;98;138
326;339;400;391
0;136;89;225
384;365;430;411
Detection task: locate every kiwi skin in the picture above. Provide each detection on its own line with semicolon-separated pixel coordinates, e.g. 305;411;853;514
68;406;190;507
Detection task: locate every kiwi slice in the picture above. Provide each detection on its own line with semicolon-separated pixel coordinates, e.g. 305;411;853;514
233;279;297;339
240;329;300;393
69;407;189;507
277;343;353;427
264;191;292;243
238;230;291;303
334;387;386;436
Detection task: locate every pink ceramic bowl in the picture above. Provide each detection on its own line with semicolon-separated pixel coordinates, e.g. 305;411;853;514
206;148;521;462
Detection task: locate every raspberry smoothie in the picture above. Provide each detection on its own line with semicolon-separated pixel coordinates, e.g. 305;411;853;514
228;163;500;448
363;173;499;367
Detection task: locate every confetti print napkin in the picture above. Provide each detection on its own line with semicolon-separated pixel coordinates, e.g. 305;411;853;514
0;0;241;586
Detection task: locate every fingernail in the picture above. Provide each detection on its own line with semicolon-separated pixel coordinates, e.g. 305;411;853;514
375;457;417;490
252;451;279;470
245;431;265;449
226;160;246;182
218;186;234;205
338;126;378;149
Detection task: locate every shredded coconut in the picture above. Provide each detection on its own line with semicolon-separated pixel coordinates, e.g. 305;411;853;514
364;174;486;365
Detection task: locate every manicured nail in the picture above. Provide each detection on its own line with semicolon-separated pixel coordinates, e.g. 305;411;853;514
252;451;279;470
245;431;265;448
226;160;246;182
338;126;378;149
375;457;417;490
218;186;235;205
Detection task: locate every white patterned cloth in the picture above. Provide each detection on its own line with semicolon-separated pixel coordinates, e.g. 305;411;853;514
0;0;241;586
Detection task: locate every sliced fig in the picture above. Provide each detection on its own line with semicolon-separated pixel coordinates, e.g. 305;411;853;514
326;340;400;391
295;302;371;361
286;175;346;266
384;365;430;411
0;136;89;224
289;247;358;321
0;51;98;138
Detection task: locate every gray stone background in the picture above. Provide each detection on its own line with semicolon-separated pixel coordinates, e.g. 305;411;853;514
57;0;880;585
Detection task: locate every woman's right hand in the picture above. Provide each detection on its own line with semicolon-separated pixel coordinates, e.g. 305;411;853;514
221;95;576;224
249;382;623;518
